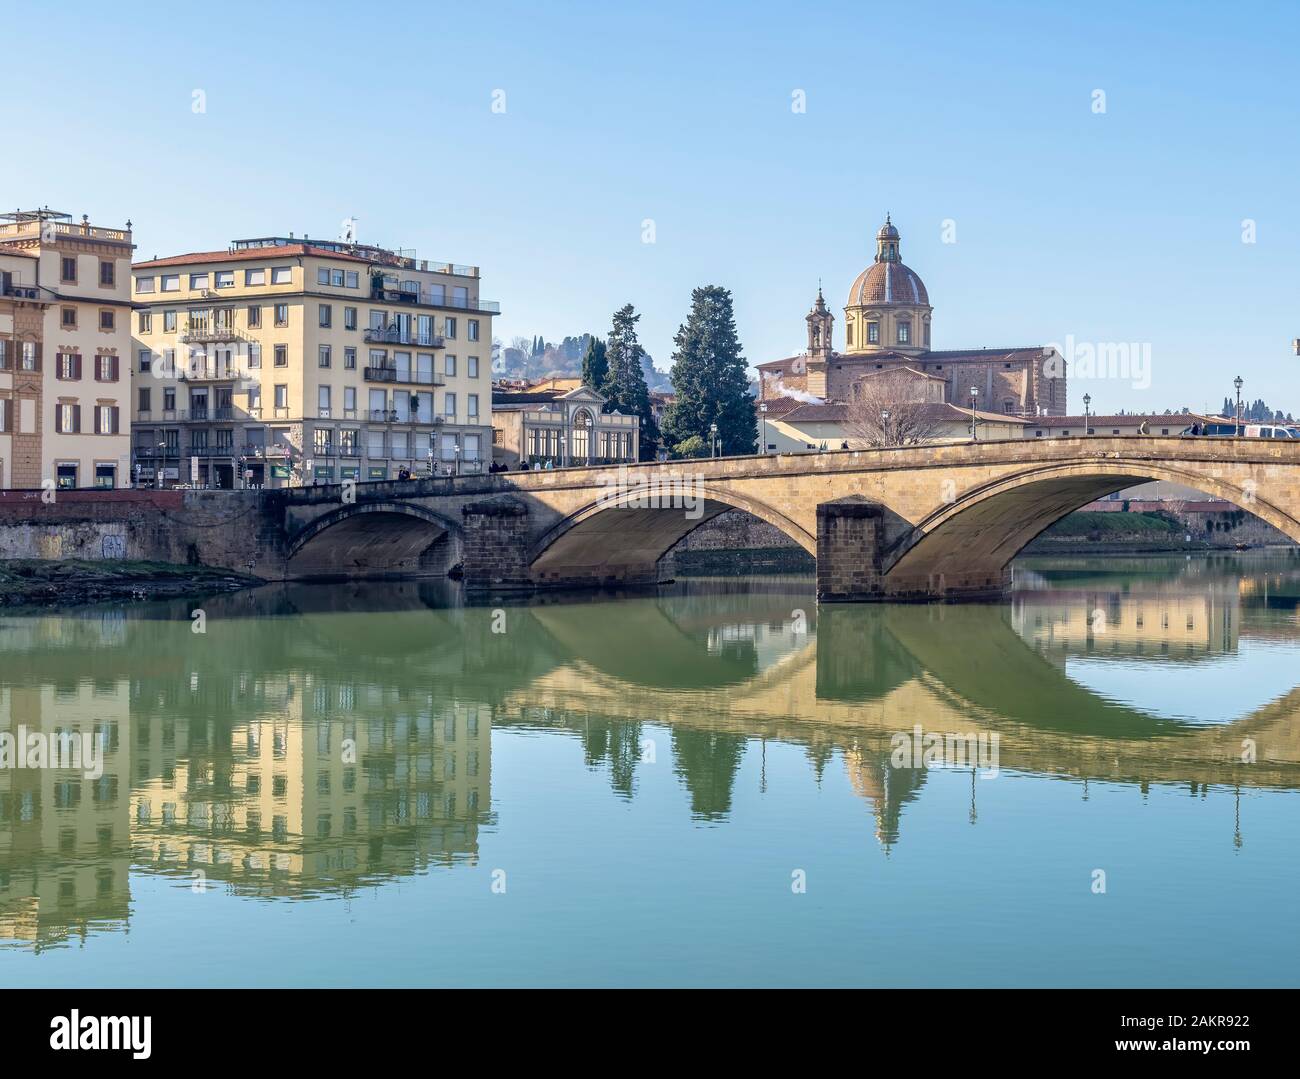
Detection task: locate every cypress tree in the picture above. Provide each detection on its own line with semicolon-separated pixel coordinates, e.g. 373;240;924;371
604;304;660;460
582;335;609;392
662;285;756;456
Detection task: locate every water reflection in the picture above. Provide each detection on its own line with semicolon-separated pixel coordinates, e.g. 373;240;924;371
2;552;1299;952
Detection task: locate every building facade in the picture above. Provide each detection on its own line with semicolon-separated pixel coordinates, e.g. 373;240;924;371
0;210;134;490
131;236;497;488
491;381;639;468
757;216;1067;419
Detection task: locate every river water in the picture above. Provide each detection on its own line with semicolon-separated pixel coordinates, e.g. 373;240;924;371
1;552;1298;987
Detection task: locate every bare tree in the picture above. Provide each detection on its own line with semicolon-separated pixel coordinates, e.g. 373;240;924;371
842;372;943;448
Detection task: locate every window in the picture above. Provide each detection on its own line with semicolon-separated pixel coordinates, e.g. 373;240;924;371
445;354;456;377
215;270;234;288
136;276;155;294
247;304;261;328
468;319;479;341
440;433;458;460
274;304;289;326
21;342;38;371
924;322;931;348
319;303;331;327
100;309;115;331
61;257;77;283
344;306;357;330
318;385;331;417
189;273;209;290
443;392;456;419
138;311;152;333
56;403;81;434
163;310;177;332
897;321;910;345
271;266;292;285
468;356;479;378
248;342;261;368
245;268;266;286
444;317;457;339
867;321;879;344
95;354;120;382
274;384;288;409
56;463;78;488
317;268;330;286
95;405;119;434
344;387;357;415
464;433;480;461
346;271;359;288
274;345;287;367
319;344;331;368
138;386;151;412
468;393;479;418
99;259;115;286
0;398;11;433
344;347;357;370
331;268;345;287
138;348;152;373
161;274;180;292
846;322;854;347
62;306;77;329
313;427;333;454
57;353;81;380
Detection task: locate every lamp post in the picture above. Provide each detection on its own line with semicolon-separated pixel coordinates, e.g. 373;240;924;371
969;387;979;441
427;447;435;476
1083;393;1091;434
559;433;567;469
759;402;768;454
1234;375;1244;436
454;443;462;476
881;408;891;447
710;422;719;458
156;441;166;489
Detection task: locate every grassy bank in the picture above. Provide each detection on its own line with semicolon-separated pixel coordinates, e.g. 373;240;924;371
0;559;258;610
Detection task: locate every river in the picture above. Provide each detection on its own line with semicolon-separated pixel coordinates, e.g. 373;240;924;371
1;551;1298;986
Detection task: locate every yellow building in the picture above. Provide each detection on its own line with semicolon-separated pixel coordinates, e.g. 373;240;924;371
0;210;134;490
131;235;497;488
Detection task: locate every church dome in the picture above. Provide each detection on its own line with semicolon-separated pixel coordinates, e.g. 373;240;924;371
849;215;929;307
848;260;929;306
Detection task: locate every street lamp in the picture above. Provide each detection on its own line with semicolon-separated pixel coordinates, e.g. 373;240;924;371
969;387;979;441
156;441;166;489
758;402;768;454
1234;375;1244;436
454;443;462;475
1083;393;1091;434
881;409;891;446
710;422;719;458
559;433;567;469
427;447;435;476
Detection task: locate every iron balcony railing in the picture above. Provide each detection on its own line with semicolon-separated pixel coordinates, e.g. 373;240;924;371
363;366;444;386
368;408;445;424
362;327;445;348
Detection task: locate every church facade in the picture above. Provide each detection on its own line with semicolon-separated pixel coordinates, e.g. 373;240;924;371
757;216;1066;417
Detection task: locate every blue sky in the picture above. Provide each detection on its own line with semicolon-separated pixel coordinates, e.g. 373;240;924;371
8;0;1299;414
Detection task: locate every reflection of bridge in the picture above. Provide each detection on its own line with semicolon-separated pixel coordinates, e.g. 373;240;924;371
265;436;1300;601
3;576;1299;946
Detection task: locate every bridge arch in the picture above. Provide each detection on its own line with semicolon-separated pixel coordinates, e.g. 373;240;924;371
286;501;463;579
880;458;1300;598
529;482;814;587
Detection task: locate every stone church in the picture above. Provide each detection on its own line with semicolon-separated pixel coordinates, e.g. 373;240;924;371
757;216;1066;417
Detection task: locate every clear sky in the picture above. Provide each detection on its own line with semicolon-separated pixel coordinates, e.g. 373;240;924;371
8;0;1299;415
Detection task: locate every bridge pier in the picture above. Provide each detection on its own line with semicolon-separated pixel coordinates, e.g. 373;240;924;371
460;499;533;592
816;498;886;602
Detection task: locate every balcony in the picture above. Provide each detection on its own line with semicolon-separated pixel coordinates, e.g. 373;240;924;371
363;366;443;386
362;327;445;348
186;446;237;458
180;321;249;345
368;408;444;425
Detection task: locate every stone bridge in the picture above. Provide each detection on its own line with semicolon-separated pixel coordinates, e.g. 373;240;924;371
266;435;1300;601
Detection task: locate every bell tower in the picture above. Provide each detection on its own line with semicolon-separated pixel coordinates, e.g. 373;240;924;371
804;286;833;396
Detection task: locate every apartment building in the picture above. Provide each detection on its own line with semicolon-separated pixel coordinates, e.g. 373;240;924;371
0;210;134;489
130;236;497;488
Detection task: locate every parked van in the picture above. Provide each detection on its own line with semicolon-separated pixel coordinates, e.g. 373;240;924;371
1200;422;1298;438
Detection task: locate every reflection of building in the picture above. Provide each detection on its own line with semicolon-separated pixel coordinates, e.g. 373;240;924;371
131;236;497;488
491;380;638;468
0;679;131;949
129;678;491;896
1013;591;1239;660
0;209;134;489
